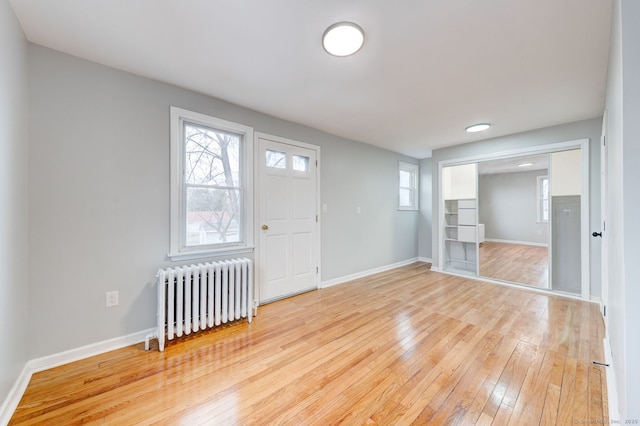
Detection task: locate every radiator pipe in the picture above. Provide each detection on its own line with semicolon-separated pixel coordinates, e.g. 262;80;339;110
145;330;158;351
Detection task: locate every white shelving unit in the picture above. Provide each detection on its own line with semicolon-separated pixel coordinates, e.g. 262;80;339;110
444;198;478;275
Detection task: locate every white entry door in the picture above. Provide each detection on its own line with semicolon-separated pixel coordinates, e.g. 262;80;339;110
257;134;319;303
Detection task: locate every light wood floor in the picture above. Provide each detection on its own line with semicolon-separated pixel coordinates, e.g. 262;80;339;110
10;263;607;425
480;241;549;289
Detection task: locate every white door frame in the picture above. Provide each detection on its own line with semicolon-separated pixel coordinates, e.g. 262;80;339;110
600;111;609;324
254;132;321;304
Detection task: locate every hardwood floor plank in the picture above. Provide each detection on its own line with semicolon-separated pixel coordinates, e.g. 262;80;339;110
504;348;545;425
557;357;578;425
490;341;542;424
457;334;520;424
9;263;607;425
573;360;591;422
589;364;605;423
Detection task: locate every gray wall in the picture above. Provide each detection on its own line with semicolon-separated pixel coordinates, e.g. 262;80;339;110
479;170;549;245
27;45;419;359
0;0;29;409
418;158;433;261
428;118;602;298
605;0;640;419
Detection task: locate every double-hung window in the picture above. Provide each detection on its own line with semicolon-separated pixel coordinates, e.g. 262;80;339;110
398;161;419;210
169;107;253;260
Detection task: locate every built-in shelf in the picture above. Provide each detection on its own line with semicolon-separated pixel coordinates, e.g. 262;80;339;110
443;198;478;275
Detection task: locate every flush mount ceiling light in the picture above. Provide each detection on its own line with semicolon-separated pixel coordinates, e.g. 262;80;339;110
518;162;534;167
322;22;365;57
465;123;491;133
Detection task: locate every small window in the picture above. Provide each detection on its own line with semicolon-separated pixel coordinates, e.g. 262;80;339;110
537;175;549;223
266;149;286;169
170;107;253;260
399;162;419;210
293;155;310;172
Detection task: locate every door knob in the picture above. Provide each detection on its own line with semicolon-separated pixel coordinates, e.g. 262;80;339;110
592;231;602;237
261;224;269;230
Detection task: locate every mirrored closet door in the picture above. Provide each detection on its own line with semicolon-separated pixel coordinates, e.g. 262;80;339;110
477;154;550;289
441;145;586;297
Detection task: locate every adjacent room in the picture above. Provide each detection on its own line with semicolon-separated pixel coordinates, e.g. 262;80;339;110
2;0;640;424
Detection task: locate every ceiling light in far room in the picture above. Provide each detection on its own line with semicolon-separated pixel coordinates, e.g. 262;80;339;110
322;22;365;57
518;162;534;167
465;123;491;133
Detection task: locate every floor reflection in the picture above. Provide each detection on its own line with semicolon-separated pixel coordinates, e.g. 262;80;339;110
479;241;548;289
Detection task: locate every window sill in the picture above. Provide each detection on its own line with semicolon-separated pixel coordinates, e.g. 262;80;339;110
398;207;419;211
168;246;254;262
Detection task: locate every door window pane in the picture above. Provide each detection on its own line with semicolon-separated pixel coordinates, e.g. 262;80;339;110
293;155;310;172
266;150;286;169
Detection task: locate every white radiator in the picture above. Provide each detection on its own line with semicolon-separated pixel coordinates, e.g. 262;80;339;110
148;258;254;351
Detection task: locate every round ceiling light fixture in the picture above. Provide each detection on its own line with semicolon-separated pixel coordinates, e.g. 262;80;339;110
465;123;491;133
322;22;365;57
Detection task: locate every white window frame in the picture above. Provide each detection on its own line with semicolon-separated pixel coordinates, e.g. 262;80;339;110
537;175;549;223
398;161;419;211
169;107;254;261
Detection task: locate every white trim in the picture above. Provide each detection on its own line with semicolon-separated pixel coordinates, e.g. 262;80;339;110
168;246;254;262
602;337;620;421
320;258;419;288
254;132;321;152
169;106;254;261
27;328;154;373
0;328;154;425
0;363;31;426
599;110;609;327
579;141;590;300
418;257;433;263
484;238;548;247
438;139;589;168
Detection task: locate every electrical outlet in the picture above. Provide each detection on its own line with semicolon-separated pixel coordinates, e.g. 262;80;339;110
106;291;119;308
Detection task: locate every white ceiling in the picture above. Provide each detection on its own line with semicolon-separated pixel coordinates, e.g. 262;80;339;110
9;0;612;159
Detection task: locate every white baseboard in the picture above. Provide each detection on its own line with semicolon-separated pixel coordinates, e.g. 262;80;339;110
0;328;154;425
27;328;155;374
0;363;32;426
320;258;420;289
484;238;548;247
602;337;620;421
417;257;433;264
